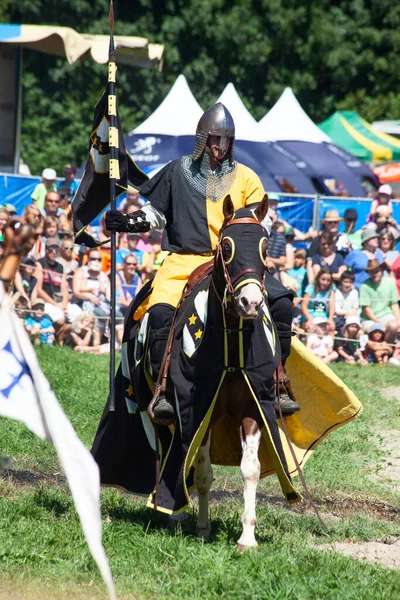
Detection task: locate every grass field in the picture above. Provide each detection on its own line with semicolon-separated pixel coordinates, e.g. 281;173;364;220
1;346;400;599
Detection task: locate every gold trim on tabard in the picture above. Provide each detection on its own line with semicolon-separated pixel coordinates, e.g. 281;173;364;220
108;61;117;82
109;159;120;179
109;127;119;148
108;95;116;116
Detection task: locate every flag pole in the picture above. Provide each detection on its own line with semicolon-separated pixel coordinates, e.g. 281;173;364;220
108;0;117;411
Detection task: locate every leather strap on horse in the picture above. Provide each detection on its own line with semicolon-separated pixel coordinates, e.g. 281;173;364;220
275;369;327;529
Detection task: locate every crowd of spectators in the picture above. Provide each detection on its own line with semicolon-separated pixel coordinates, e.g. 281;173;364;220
1;166;400;366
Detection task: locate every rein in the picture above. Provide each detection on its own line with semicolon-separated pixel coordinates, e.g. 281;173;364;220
213;216;266;307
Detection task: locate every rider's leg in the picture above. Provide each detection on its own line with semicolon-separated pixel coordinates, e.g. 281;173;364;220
148;303;175;420
269;295;300;416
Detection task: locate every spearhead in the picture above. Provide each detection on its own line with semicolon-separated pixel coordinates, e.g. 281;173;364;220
109;0;115;32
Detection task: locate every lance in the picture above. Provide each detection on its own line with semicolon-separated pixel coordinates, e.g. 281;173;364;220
108;0;117;410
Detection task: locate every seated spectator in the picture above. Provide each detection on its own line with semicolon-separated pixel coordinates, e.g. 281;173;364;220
369;205;400;239
335;316;366;364
344;229;384;290
286;248;307;296
266;221;287;275
307;210;351;259
23;205;45;260
142;231;169;281
283;226;296;270
24;299;55;345
42;216;60;242
334;270;359;333
14;296;30;327
310;232;345;284
301;267;336;332
378;230;399;272
359;259;400;344
390;254;400;298
306;316;338;364
41;192;69;231
363;323;393;364
342;208;362;250
4;203;17;217
72;248;112;333
13;256;38;305
97;214;112;274
389;341;400;366
116;255;143;316
57;237;79;297
116;233;144;273
119;187;143;213
0;207;9;237
31;168;57;210
65;311;102;351
56;164;79;203
35;237;80;341
368;184;393;222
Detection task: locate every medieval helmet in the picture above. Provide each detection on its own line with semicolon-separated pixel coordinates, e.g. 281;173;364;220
193;102;235;162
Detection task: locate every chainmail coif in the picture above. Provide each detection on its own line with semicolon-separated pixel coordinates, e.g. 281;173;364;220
180;152;237;203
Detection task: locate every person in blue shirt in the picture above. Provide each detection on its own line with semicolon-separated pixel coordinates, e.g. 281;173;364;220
344;229;384;290
25;300;55;345
116;233;144;272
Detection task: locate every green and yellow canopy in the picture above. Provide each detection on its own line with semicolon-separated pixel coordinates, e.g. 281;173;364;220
319;111;400;162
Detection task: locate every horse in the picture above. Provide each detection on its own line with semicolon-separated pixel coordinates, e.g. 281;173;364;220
92;195;362;551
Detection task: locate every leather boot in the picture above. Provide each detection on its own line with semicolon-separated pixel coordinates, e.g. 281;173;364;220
274;363;300;417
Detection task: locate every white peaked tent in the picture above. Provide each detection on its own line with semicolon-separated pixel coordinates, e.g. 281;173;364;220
258;87;331;143
132;74;203;135
216;83;265;142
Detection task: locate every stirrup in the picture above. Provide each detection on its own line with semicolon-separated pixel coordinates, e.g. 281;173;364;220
274;365;300;417
148;392;175;425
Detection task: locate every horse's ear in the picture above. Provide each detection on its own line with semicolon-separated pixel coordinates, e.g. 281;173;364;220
253;194;269;222
222;195;235;227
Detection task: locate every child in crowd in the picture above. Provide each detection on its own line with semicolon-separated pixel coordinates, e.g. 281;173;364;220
306;316;338;363
368;184;393;222
335;316;366;364
14;296;30;327
363;323;393;364
24;300;55;345
301;267;335;332
334;270;359;333
286;248;307;295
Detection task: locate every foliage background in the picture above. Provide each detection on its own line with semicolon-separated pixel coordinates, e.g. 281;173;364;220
2;0;400;174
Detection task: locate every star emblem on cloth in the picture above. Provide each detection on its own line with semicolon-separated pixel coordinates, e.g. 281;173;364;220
189;314;197;326
194;329;202;340
126;384;134;397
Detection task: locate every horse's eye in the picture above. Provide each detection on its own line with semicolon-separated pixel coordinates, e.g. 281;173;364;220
222;237;234;264
223;243;231;253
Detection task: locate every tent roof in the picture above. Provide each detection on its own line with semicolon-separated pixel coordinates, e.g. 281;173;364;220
319;111;400;162
0;24;163;68
132;74;203;135
216;83;265;142
258;87;331;143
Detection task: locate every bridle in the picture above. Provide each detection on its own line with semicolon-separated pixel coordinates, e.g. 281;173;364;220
213;217;267;306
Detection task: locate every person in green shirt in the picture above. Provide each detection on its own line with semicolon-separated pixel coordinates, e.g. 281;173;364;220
31;168;57;210
359;258;400;344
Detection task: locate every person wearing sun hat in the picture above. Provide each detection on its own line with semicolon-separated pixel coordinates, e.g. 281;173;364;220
344;228;385;290
359;258;400;344
335;316;367;364
306;316;338;364
307;209;351;258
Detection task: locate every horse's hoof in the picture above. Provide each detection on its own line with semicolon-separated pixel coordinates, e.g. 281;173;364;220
196;523;211;540
236;543;258;554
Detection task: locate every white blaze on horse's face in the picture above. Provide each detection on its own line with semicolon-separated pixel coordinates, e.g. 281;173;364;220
234;282;264;319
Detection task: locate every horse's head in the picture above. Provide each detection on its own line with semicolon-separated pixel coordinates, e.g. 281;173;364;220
214;195;269;319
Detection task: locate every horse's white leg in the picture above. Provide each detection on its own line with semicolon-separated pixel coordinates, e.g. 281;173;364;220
195;432;213;539
237;425;261;551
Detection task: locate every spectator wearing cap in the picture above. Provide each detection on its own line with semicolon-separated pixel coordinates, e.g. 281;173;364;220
363;323;393;364
13;256;38;306
267;193;280;224
359;259;400;344
370;205;400;240
307;209;351;258
306;316;338;364
24;299;55;345
344;229;384;290
368;184;393;222
142;231;168;281
4;203;17;217
335;316;366;365
56;164;79;203
31;168;57;210
35;238;81;340
116;232;144;273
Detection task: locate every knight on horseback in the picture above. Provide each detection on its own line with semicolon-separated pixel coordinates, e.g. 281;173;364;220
106;102;300;421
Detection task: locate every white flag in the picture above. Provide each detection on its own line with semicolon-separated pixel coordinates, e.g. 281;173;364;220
0;284;116;600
